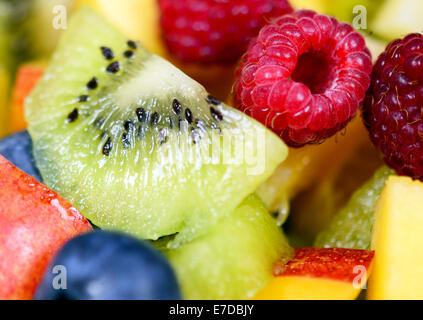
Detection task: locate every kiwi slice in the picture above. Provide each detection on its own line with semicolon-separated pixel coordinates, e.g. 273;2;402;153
26;7;287;246
314;166;394;250
159;195;293;300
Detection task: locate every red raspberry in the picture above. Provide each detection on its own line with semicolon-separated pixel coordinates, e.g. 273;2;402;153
158;0;293;64
233;10;372;147
363;33;423;180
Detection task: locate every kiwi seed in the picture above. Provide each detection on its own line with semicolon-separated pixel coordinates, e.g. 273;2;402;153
106;61;120;74
124;119;134;131
150;112;161;126
127;40;137;49
78;95;89;102
210;107;223;122
87;77;98;90
206;95;221;105
101;46;114;60
168;118;174;129
122;133;130;148
136;108;147;123
124;50;134;58
66;108;79;123
185;108;193;124
172;99;182;115
102;137;113;156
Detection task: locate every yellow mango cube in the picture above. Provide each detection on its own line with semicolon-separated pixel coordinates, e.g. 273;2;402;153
368;176;423;299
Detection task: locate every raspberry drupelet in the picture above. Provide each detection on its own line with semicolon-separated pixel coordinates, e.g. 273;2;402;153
158;0;293;64
363;33;423;180
233;10;373;147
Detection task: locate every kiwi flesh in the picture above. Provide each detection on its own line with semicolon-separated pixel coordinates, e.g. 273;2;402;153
314;166;394;249
159;195;293;300
25;7;288;246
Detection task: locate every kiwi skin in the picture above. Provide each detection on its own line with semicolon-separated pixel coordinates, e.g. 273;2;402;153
26;7;288;247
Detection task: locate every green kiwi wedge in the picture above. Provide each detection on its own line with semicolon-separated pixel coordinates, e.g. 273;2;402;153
25;7;288;247
315;166;394;250
158;195;293;300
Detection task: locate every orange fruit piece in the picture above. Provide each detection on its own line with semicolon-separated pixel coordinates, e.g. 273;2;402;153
10;62;44;133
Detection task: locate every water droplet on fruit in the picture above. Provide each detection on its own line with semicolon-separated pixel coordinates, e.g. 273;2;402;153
51;199;75;221
274;196;290;226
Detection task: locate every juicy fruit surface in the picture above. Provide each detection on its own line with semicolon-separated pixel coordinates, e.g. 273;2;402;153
158;0;293;64
0;155;92;299
26;8;287;246
315;166;394;249
256;247;374;300
233;9;372;147
363;33;423;180
35;231;181;300
0;131;42;181
368;176;423;299
161;196;293;300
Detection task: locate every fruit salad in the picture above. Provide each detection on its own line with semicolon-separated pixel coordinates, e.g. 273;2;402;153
1;0;423;301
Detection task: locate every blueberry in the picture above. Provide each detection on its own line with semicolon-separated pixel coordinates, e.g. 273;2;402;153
34;231;182;300
0;131;42;182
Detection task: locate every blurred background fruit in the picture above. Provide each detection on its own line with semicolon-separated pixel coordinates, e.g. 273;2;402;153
0;68;9;137
0;2;12;136
75;0;167;56
323;0;384;25
290;0;325;12
9;62;44;133
157;0;293;64
21;0;75;58
0;1;15;74
371;0;423;41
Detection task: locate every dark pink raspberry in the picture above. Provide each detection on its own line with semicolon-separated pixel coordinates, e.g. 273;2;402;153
363;33;423;180
158;0;293;64
233;10;372;147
